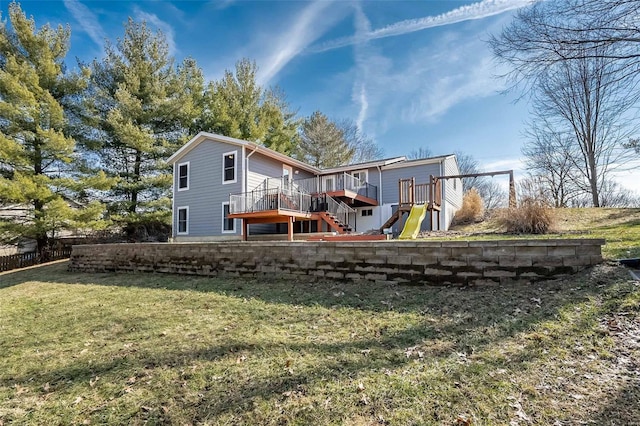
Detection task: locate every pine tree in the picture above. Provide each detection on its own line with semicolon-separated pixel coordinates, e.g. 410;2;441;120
295;111;354;168
194;59;299;154
82;19;204;228
0;3;109;254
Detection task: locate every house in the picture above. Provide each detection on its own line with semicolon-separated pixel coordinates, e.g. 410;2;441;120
167;132;462;242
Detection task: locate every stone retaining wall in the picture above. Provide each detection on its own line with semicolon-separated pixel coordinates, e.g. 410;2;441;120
69;239;605;285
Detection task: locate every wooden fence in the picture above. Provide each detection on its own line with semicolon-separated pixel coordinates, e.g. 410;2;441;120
0;248;72;273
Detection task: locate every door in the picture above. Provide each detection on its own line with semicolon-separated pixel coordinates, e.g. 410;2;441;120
322;176;335;192
282;165;293;194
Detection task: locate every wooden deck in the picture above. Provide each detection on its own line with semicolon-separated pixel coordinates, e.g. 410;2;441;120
324;190;378;207
229;209;351;241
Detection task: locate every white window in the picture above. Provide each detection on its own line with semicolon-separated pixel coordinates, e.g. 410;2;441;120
361;209;373;217
177;206;189;235
222;151;237;184
352;170;368;184
177;162;189;191
222;202;235;233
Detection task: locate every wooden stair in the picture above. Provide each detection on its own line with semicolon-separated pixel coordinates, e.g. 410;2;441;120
380;210;404;232
317;211;352;234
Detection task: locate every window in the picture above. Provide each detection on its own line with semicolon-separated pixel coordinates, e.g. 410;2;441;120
222;202;235;233
222;151;237;184
453;179;457;190
177;206;189;235
177;162;189;191
361;209;373;217
352;170;368;184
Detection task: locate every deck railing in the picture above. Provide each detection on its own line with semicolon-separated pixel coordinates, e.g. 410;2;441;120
229;187;356;229
293;172;378;201
230;187;313;214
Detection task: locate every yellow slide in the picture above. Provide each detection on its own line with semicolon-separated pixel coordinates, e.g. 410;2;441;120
398;204;427;240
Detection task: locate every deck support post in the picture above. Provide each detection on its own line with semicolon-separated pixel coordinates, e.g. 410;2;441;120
242;219;248;241
287;216;294;241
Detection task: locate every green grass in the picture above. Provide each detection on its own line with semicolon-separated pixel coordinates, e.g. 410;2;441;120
447;208;640;259
1;261;639;425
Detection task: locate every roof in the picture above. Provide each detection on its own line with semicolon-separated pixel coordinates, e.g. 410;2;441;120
380;154;455;170
167;132;320;174
319;156;406;174
168;132;458;175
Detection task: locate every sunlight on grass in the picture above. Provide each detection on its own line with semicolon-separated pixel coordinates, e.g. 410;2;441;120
448;208;640;259
1;262;638;425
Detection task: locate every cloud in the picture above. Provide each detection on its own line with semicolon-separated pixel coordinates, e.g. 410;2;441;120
400;44;508;122
310;0;534;53
134;9;178;56
351;4;372;133
63;0;107;47
257;1;349;85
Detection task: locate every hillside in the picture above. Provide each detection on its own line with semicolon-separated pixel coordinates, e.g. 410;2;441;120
447;207;640;259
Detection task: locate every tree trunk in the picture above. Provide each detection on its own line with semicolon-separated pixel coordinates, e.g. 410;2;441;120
33;140;48;254
587;154;600;207
129;150;142;214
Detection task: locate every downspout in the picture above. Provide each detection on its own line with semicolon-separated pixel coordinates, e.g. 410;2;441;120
439;160;444;231
243;145;259;239
171;162;176;241
377;165;383;229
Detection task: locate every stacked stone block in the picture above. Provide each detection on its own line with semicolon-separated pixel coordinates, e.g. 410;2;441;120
69;239;605;285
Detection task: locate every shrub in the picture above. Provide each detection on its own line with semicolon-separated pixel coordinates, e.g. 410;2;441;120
453;188;485;224
497;197;555;234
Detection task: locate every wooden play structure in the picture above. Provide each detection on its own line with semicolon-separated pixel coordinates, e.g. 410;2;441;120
380;176;442;232
380;170;516;233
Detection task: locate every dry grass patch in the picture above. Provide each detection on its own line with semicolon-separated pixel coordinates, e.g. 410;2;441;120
0;261;638;425
453;189;484;225
449;207;640;259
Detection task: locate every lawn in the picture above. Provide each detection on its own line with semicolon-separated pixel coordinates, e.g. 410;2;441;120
448;207;640;259
1;260;639;425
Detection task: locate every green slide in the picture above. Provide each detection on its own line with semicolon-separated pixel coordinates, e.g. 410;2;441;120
398;204;427;240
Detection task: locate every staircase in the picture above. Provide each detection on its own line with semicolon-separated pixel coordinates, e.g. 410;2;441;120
317;211;353;233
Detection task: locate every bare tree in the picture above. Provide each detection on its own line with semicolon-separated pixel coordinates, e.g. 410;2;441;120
522;119;582;207
338;119;384;164
530;46;637;206
406;147;433;160
454;151;506;210
492;2;640;207
491;0;640;90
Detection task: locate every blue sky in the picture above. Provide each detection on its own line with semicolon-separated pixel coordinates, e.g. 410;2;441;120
13;0;640;192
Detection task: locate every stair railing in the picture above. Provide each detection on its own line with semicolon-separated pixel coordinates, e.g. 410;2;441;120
324;194;356;230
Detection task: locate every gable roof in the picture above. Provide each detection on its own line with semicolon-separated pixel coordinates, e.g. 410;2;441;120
167;132;320;174
319;156;406;174
169;132;459;176
381;154;456;170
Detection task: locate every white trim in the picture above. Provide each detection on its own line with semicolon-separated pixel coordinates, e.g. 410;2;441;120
352;169;368;184
222;150;238;184
221;202;235;233
172;163;176;239
176;206;189;235
177;161;190;191
319;157;406;174
381;155;453;170
167;131;318;174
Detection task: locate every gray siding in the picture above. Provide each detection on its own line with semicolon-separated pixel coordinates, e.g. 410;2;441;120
381;163;441;205
443;156;463;208
247;152;284;190
247;153;315;191
172;140;243;238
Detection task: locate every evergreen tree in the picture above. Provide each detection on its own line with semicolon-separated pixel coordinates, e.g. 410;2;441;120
194;59;299;154
295;111;354;168
82;19;204;227
0;3;109;253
